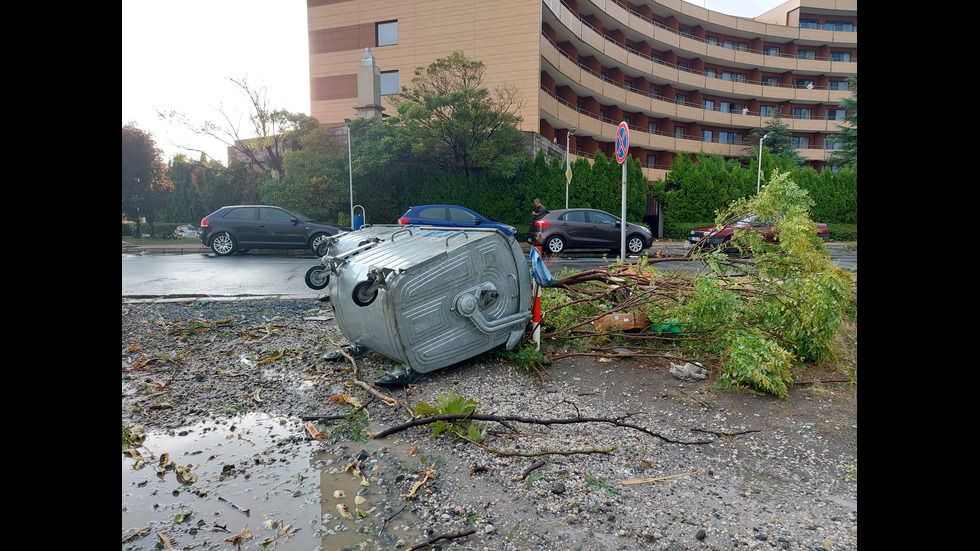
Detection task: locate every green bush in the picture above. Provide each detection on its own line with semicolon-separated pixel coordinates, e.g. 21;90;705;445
122;221;136;237
153;223;179;239
666;221;714;241
827;223;857;242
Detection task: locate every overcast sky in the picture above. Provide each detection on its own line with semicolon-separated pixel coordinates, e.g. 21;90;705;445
122;1;784;164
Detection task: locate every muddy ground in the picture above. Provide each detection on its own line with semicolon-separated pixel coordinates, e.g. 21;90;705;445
122;297;857;551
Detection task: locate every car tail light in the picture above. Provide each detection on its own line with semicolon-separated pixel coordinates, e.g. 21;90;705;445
533;219;550;228
397;218;409;225
200;219;209;227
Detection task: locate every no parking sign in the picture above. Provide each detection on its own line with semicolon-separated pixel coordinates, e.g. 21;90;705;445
616;121;629;164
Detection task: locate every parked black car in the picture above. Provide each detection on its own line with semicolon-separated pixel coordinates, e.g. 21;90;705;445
527;208;652;255
200;205;350;256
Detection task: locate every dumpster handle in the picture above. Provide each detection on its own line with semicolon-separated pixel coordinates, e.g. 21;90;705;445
454;292;531;334
389;228;414;242
445;232;468;247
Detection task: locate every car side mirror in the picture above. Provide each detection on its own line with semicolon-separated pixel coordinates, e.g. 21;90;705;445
291;217;300;224
475;219;483;225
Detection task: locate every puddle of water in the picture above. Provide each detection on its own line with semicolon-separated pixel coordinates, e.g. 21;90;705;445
122;413;425;550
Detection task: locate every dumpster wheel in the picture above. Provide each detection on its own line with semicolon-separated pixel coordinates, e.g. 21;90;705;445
305;265;330;290
352;280;379;306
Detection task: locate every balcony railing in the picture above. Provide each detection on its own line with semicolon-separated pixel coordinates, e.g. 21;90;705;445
558;0;857;63
544;32;852;118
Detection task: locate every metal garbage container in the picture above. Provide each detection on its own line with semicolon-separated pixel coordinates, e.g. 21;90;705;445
321;226;532;375
306;225;422;290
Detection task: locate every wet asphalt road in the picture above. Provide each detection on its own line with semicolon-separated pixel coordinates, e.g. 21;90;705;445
122;243;853;299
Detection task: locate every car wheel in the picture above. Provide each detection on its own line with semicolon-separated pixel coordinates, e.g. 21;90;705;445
545;236;566;255
310;233;330;255
210;232;236;256
352;280;378;307
627;235;646;254
305;266;330;290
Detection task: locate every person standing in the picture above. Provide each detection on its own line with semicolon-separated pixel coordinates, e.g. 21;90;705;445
531;199;546;218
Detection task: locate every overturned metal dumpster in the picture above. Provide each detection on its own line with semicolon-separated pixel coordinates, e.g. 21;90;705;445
306;225;418;290
319;226;532;375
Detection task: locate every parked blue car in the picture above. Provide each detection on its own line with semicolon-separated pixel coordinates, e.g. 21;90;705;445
397;205;518;239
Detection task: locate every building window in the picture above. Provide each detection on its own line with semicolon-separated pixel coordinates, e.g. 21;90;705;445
824;21;853;31
679;28;691;38
719;132;742;145
624;81;633;91
723;40;748;51
650;53;662;64
797;50;816;60
706;36;718;46
599;109;606;122
702;99;715;111
704;68;716;78
761;76;778;87
722;71;747;83
800;19;819;29
677;61;688;71
673;126;686;138
377;21;398;46
721;102;744;114
647;121;657;134
700;130;713;142
829;52;851;62
824;137;842;149
793;108;811;120
796;79;814;89
791;136;809;149
623;115;631;125
759;106;773;117
646;155;656;168
380;70;399;95
675;94;687;106
828;80;848;91
763;46;780;56
825;109;847;120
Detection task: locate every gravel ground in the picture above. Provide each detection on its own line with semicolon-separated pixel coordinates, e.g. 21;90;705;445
122;297;857;551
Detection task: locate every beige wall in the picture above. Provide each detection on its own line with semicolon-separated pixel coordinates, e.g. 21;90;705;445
308;0;542;129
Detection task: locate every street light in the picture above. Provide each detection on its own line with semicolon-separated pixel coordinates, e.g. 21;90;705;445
565;128;576;209
345;118;353;225
756;131;772;194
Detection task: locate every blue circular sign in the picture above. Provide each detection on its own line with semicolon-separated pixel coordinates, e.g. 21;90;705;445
616;122;629;164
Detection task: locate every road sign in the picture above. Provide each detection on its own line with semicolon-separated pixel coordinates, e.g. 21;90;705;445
616;121;629;164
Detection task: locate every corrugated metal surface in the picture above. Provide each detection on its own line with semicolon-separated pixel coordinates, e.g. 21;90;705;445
324;226;532;373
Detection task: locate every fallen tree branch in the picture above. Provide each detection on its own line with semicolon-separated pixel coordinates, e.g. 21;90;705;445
691;428;761;437
618;469;706;485
516;460;546;481
406;528;477;551
371;413;711;445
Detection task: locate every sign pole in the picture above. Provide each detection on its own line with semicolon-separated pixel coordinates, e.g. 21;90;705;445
616;122;629;262
532;245;542;351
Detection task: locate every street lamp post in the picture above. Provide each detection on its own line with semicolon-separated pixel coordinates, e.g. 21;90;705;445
345;118;353;224
756;132;772;194
565;128;575;209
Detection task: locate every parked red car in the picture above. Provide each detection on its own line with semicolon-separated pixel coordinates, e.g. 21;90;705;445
688;215;829;248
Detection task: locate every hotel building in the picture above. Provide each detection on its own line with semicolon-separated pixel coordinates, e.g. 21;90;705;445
307;0;857;180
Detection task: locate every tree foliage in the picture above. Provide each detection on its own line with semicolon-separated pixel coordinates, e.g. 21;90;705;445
159;77;306;182
539;173;852;398
390;51;527;177
122;123;174;237
825;75;857;167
